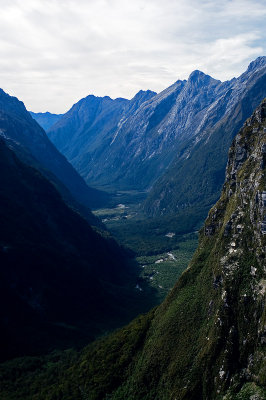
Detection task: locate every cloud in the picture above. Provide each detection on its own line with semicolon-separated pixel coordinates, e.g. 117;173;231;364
0;0;265;112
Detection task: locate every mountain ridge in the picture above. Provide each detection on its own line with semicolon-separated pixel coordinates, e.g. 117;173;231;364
47;57;266;200
0;88;109;212
2;96;265;400
30;111;63;131
144;56;266;218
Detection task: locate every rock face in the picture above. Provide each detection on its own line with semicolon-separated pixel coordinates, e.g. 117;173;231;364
48;57;266;202
7;99;265;400
0;88;108;211
30;111;63;131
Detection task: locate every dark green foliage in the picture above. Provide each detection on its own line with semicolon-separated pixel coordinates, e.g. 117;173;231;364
106;209;202;256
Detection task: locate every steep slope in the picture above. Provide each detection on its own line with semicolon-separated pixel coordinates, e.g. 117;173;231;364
47;90;157;187
0;139;152;362
48;57;266;195
30;111;63;131
144;56;266;219
3;99;265;399
0;88;108;209
47;95;128;162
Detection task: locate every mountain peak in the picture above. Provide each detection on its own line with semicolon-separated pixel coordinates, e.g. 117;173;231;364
188;69;206;79
132;89;157;100
187;69;220;87
247;56;266;72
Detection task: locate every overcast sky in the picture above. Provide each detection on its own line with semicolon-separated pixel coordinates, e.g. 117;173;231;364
0;0;265;113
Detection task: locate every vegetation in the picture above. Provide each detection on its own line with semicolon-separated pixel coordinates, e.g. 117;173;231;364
1;100;265;399
0;141;158;361
93;198;199;303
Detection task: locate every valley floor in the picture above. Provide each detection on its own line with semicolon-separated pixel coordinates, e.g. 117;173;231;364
92;191;198;304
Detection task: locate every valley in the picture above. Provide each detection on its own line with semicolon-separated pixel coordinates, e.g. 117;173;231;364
92;190;198;302
0;55;265;400
1;97;265;400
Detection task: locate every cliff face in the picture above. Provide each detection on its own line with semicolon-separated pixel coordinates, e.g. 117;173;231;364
2;105;265;400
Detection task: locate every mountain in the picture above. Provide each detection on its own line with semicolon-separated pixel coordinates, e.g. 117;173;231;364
47;58;266;196
0;139;153;362
144;56;266;219
30;111;63;131
3;99;265;399
47;90;156;187
0;88;108;211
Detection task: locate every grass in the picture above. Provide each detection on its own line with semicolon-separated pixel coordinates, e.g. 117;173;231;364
136;237;198;300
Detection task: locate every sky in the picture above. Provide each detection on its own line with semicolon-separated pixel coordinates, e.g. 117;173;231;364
0;0;265;113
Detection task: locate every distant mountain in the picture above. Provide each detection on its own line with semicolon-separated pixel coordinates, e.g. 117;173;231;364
0;88;109;212
47;90;156;187
3;97;266;400
144;56;266;218
47;57;266;205
0;139;150;361
30;111;63;131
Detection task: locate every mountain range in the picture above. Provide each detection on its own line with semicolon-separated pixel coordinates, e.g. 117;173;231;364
45;57;266;228
2;95;265;400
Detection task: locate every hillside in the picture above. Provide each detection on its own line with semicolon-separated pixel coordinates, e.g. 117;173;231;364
144;56;266;219
0;140;154;362
0;88;108;210
1;97;265;400
47;90;156;187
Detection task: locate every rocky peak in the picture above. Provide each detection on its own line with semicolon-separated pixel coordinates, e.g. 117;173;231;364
130;89;156;102
187;69;220;88
247;56;266;73
125;89;157;115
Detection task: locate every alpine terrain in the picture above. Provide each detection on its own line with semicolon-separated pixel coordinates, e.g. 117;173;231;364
47;57;266;207
1;95;265;400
